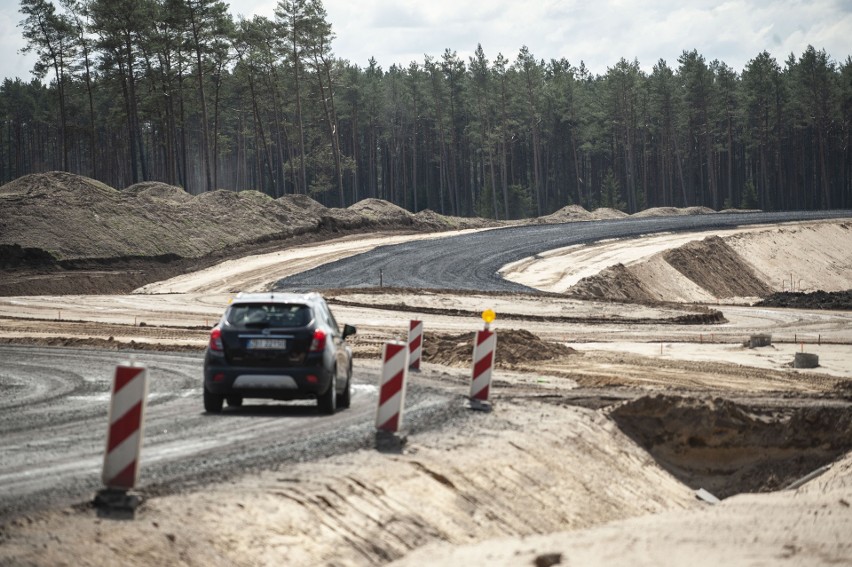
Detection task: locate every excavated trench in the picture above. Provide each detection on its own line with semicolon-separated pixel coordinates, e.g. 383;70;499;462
609;395;852;499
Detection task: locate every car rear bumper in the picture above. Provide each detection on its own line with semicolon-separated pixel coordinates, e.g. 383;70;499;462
204;362;333;400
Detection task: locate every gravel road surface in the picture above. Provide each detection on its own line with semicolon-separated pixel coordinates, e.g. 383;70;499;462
0;346;463;522
274;211;852;292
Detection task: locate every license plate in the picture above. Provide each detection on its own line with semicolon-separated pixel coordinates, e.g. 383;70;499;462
246;338;287;350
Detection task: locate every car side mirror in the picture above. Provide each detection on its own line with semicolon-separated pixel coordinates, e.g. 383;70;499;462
342;324;357;339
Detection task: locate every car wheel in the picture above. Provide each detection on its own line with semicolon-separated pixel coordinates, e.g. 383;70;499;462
338;368;352;409
318;371;337;415
226;396;243;408
204;387;224;414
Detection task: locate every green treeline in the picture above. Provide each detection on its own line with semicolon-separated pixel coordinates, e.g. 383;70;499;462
5;0;852;216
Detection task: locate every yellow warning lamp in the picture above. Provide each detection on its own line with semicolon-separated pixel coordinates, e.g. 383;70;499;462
482;309;496;328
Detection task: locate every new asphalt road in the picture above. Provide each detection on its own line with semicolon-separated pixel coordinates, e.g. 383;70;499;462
273;210;852;292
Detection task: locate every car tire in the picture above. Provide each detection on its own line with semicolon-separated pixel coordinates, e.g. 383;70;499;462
318;371;337;415
204;387;224;414
226;396;243;408
337;364;352;409
338;368;352;409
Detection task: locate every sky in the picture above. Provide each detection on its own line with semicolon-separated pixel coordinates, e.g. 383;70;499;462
2;0;850;82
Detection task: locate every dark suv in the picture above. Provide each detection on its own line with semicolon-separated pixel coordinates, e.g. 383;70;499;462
203;292;356;414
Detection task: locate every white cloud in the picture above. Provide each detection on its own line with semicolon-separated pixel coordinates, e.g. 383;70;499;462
368;3;428;28
1;8;37;82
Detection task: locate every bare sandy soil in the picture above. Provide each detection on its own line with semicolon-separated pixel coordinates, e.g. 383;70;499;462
1;225;851;565
1;173;851;566
502;219;852;303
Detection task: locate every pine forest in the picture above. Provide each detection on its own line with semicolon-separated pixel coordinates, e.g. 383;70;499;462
6;0;852;217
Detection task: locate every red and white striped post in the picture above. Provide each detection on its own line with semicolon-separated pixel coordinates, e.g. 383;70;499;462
469;309;497;411
408;320;423;371
102;361;148;491
376;341;409;433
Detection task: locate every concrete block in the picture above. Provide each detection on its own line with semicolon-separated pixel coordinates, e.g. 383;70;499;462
793;352;819;368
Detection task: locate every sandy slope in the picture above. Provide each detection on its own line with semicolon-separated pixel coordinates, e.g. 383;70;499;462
499;225;770;293
501;220;852;303
392;451;852;567
727;221;852;292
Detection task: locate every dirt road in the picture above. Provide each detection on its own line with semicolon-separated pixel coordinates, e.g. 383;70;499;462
0;347;470;524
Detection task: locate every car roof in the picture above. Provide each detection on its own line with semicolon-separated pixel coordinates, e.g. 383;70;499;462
230;292;324;306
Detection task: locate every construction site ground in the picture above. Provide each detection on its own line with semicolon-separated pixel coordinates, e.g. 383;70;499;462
0;173;851;566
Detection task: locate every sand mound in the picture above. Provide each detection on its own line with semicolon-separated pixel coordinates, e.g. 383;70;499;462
589;207;629;220
568;263;658;302
569;236;775;302
537;204;593;223
632;206;715;218
685;206;715;215
0;174;467;262
412;209;453;228
123;182;192;203
349;198;413;222
560;225;845;304
663;236;774;299
0;173;140;259
423;329;575;367
191;188;242;208
318;208;374;231
0;171;116;202
236;190;274;204
277;194;327;214
412;209;499;230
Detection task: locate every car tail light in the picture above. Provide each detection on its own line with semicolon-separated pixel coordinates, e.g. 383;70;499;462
309;329;327;352
209;327;223;352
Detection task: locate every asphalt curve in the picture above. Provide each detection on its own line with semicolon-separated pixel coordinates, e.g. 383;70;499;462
273;210;852;293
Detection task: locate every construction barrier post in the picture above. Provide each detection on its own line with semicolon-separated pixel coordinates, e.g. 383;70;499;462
408;320;423;371
96;359;148;514
469;326;497;412
375;342;409;452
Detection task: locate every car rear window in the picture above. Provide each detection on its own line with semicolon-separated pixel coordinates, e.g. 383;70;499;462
226;303;311;328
